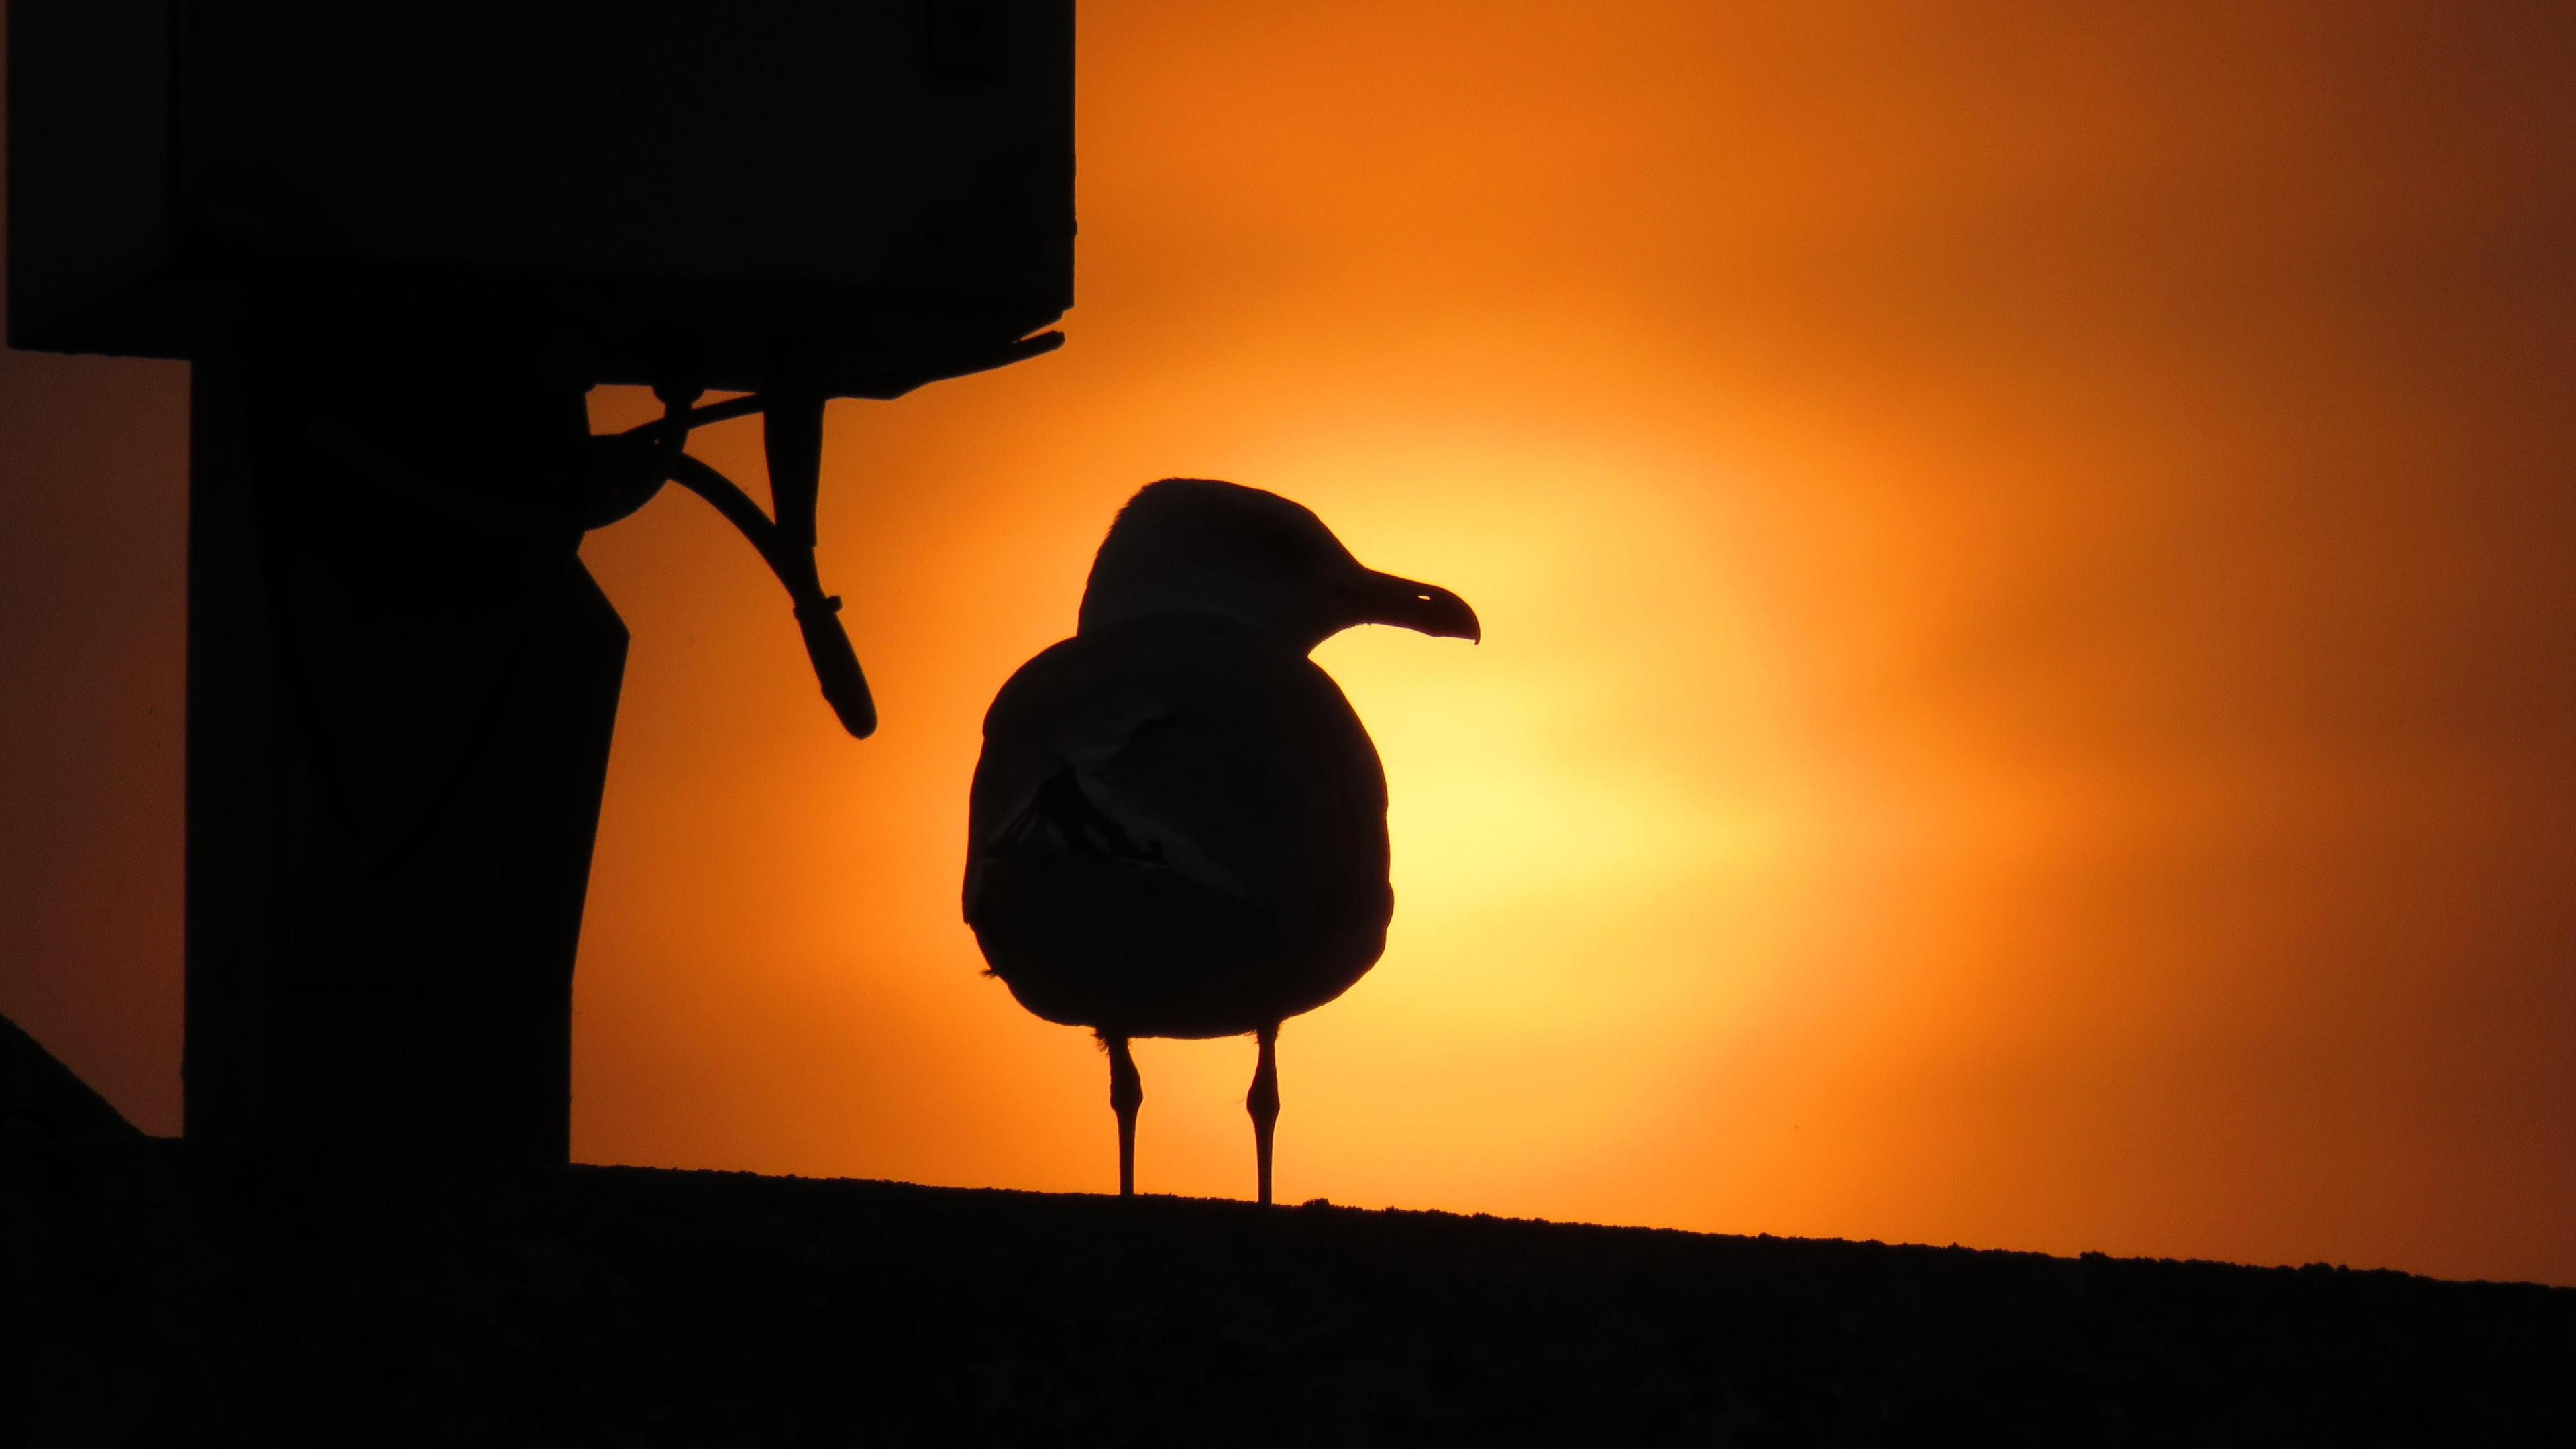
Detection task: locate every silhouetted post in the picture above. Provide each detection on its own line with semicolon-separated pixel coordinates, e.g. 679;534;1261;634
183;332;624;1159
11;3;1073;1160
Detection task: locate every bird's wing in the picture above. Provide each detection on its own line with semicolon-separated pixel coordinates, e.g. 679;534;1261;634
965;621;1383;930
975;687;1254;908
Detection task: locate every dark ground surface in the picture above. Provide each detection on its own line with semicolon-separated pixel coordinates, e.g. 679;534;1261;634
4;1138;2571;1446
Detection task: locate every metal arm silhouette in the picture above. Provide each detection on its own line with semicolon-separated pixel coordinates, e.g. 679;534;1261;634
588;386;877;739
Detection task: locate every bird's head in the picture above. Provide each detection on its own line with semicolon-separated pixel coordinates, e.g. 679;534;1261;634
1077;478;1481;653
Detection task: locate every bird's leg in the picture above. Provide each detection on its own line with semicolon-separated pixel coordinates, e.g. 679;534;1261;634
1106;1033;1142;1197
1248;1023;1281;1205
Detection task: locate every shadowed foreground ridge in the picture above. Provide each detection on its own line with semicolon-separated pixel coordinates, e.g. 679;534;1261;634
8;1141;2570;1444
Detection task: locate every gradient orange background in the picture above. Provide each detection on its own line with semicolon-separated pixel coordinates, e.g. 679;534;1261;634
5;1;2575;1284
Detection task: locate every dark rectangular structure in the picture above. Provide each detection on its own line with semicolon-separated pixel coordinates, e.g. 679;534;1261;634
9;0;1075;395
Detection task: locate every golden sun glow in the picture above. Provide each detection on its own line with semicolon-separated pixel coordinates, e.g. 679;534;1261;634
553;0;2576;1283
9;1;2572;1287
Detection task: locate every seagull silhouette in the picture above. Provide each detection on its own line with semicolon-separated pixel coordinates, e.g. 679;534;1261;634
965;479;1479;1203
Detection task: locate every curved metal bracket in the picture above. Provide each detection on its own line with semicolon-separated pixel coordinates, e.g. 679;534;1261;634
583;386;877;739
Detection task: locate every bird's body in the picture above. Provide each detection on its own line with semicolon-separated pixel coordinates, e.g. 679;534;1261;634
967;614;1391;1039
964;479;1477;1202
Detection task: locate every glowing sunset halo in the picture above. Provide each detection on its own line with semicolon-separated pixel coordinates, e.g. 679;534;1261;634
10;1;2574;1285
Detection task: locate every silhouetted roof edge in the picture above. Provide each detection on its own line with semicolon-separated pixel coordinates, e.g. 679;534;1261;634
0;1010;142;1143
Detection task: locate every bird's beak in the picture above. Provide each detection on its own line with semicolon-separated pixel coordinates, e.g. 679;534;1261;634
1350;570;1481;643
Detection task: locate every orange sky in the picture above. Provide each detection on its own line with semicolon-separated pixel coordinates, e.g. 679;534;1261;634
6;1;2575;1284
